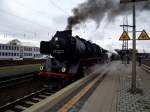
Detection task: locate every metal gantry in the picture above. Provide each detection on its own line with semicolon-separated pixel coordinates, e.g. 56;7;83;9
120;22;129;64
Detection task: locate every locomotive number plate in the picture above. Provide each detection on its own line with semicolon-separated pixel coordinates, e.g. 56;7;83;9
53;50;64;53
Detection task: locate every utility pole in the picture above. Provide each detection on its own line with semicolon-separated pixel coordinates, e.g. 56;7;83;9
132;0;136;92
120;0;147;93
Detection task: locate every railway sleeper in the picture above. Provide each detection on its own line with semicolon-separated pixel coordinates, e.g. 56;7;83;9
15;105;27;110
32;98;42;102
0;83;68;111
5;110;15;112
38;95;47;98
29;99;39;103
24;101;35;105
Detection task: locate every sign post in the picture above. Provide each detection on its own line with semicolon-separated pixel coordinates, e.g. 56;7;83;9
120;0;147;94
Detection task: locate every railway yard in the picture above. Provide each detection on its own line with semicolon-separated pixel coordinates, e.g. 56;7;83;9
0;0;150;112
0;59;150;112
0;61;108;112
0;30;150;112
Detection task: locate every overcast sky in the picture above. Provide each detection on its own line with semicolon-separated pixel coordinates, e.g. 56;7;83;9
0;0;150;52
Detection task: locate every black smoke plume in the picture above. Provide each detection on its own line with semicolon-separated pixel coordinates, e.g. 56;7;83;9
66;0;150;30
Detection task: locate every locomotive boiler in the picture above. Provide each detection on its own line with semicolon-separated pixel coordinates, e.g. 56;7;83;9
38;30;107;83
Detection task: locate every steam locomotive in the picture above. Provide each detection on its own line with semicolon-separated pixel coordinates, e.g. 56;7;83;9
38;30;108;84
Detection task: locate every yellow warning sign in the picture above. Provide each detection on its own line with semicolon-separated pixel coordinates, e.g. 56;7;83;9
119;31;130;41
138;30;150;40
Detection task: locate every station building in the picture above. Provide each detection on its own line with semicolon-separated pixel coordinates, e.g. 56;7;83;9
0;39;42;60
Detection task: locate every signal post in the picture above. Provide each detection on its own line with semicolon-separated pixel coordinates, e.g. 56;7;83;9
120;0;148;94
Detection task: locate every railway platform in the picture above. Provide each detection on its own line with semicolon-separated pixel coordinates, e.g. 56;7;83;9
74;62;150;112
23;61;150;112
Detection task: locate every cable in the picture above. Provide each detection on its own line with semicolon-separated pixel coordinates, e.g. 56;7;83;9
14;0;52;20
0;1;69;41
0;19;38;35
0;7;51;30
0;9;53;40
0;32;41;41
48;0;69;16
0;25;50;41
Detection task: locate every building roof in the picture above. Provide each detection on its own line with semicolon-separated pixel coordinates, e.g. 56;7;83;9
0;39;39;48
8;39;21;46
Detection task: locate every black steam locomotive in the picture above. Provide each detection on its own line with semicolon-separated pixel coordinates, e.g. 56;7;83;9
38;30;107;83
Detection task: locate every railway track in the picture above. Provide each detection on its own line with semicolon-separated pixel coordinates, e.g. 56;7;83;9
0;88;57;112
0;64;109;111
0;73;36;89
24;64;109;112
0;59;45;67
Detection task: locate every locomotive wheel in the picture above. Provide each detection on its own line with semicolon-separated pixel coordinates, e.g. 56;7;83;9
33;73;39;80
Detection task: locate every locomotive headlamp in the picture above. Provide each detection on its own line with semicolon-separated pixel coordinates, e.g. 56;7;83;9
55;37;58;41
61;67;66;72
40;66;44;71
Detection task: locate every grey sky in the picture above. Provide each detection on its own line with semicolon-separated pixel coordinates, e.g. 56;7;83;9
0;0;150;52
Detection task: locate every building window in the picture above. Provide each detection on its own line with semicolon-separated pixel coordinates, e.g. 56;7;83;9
17;47;19;51
2;45;4;50
10;46;12;50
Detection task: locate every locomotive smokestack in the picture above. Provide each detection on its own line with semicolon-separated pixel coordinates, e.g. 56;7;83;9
55;30;72;37
66;0;150;29
66;9;80;30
